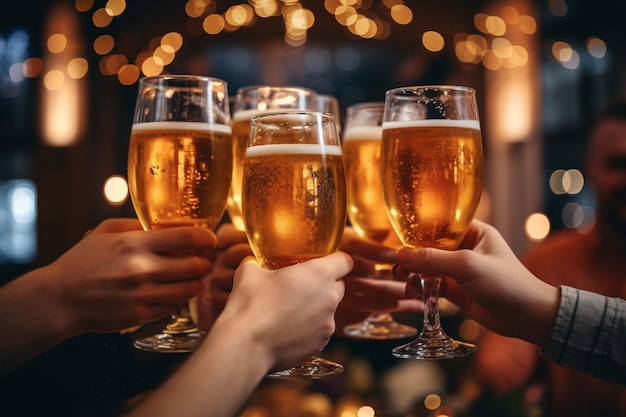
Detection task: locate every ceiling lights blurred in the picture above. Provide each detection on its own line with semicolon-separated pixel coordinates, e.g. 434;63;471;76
7;0;607;87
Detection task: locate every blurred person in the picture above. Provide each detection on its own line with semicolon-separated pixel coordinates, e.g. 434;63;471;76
473;97;626;416
393;219;626;387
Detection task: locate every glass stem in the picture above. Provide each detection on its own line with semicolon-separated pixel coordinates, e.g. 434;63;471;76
165;303;198;334
420;276;445;339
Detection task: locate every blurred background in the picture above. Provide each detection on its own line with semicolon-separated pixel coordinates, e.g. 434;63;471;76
0;0;624;416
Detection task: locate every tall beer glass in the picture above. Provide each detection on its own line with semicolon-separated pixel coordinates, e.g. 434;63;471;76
128;75;232;353
242;111;346;378
317;94;342;136
227;85;317;231
381;86;483;359
342;102;417;339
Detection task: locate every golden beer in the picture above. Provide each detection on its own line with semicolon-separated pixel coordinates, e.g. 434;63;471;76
243;143;346;270
227;109;265;231
343;125;393;243
128;121;232;231
380;119;483;250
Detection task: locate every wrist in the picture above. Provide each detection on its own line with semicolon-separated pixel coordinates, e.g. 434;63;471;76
207;310;276;376
525;280;560;347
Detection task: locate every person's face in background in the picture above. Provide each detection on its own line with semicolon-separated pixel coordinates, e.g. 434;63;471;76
586;118;626;236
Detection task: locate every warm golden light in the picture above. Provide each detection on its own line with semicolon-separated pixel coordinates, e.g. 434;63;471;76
118;64;140;85
153;46;175;66
67;58;88;79
103;175;129;205
92;7;113;27
105;0;126;17
474;13;489;34
525;213;550;241
459;319;481;341
42;2;86;147
552;41;572;62
485;15;506;36
93;34;115;55
422;31;445;52
424;394;442;410
501;5;519;24
75;0;94;12
356;406;375;417
161;32;184;52
390;4;413;25
47;34;68;54
518;15;537;34
102;54;128;75
185;0;207;18
203;14;225;34
141;56;163;76
43;70;65;91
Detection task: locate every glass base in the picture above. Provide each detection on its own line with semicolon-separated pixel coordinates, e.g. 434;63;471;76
133;331;205;353
265;355;343;380
343;313;418;340
391;333;477;360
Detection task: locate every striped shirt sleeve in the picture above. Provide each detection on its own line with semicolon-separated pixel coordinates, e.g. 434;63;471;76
541;285;626;385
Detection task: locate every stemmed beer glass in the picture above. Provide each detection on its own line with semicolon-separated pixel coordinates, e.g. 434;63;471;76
342;102;418;339
242;111;346;378
227;85;318;231
380;86;483;359
127;75;232;353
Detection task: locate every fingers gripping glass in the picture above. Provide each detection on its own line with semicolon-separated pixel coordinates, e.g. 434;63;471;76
380;85;483;359
341;101;417;340
242;111;346;378
127;75;232;353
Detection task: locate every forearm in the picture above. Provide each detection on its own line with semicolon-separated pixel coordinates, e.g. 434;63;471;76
541;286;626;385
125;316;272;417
0;268;71;375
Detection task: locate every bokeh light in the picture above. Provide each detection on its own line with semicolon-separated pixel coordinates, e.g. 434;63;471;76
103;175;129;205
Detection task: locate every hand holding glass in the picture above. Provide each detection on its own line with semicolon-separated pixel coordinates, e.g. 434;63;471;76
242;111;346;378
342;101;418;340
127;75;232;353
380;85;483;359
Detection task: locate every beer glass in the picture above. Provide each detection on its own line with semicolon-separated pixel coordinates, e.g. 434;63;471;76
128;75;232;353
317;94;342;136
342;102;417;339
380;86;483;359
227;85;317;231
242;111;346;378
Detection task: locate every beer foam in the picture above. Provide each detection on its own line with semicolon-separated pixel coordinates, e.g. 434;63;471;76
132;121;232;134
233;108;309;123
342;125;383;142
382;119;480;131
245;143;342;157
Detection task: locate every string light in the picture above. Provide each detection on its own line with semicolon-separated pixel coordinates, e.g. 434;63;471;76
16;1;607;85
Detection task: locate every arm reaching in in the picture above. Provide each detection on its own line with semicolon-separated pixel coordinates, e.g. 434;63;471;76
0;218;216;375
394;220;559;347
125;252;351;417
394;219;626;385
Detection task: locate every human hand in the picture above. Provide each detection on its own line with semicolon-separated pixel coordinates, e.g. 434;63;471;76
195;222;252;331
212;252;350;372
336;227;423;331
393;220;560;347
40;218;216;338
